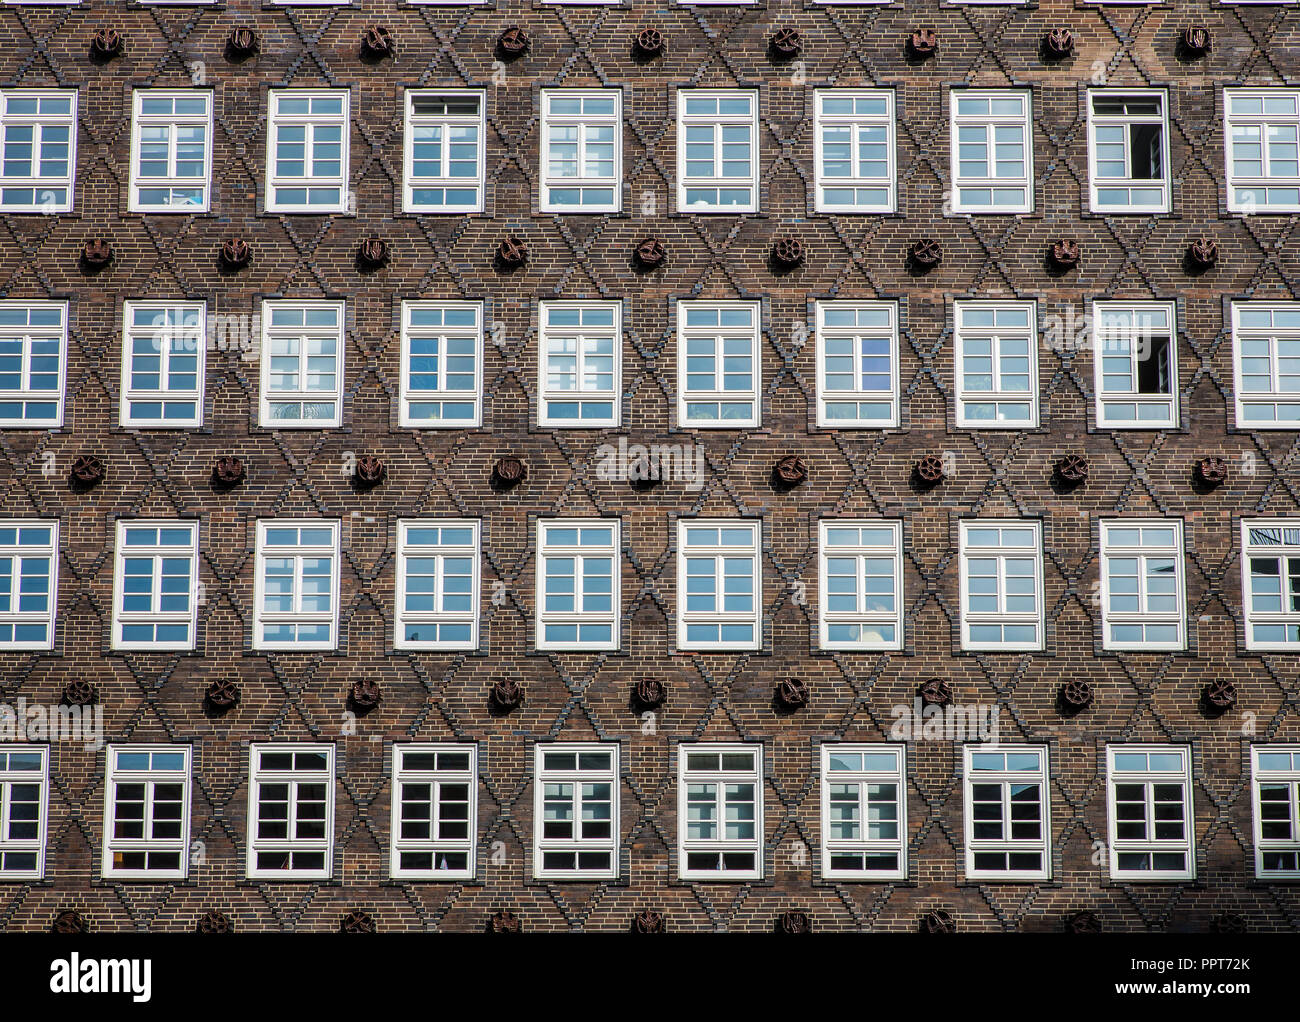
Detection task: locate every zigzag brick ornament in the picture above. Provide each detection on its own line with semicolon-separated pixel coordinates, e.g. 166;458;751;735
0;0;1295;939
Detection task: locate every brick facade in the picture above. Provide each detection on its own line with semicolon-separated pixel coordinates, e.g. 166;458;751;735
0;0;1298;932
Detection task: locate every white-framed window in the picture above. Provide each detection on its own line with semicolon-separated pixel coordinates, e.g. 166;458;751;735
1225;89;1300;213
678;743;762;880
403;90;484;214
129;90;212;212
814;89;895;213
820;744;905;880
395;519;480;650
253;520;340;651
536;519;619;650
399;300;482;427
112;520;199;651
540;90;621;213
120;301;205;427
102;745;191;880
265;89;348;213
1087;90;1170;213
534;743;619;879
677;519;761;651
390;744;476;879
1241;519;1300;651
949;89;1033;213
1252;745;1300;878
246;744;334;879
538;301;620;427
1232;302;1300;428
1106;745;1194;880
0;520;57;650
963;746;1050;880
953;300;1038;427
677;300;760;428
1093;301;1178;428
959;520;1044;651
0;301;66;428
0;90;76;212
677;90;758;213
818;520;903;651
0;746;46;879
815;300;898;427
260;300;344;427
1099;519;1185;650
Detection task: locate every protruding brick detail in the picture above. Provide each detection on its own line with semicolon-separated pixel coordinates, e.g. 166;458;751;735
909;238;942;268
226;27;257;58
360;25;395;60
633;28;664;58
204;678;241;711
339;910;376;934
908;29;938;57
219;237;251;268
1044;29;1075;58
52;910;89;935
90;28;123;60
497;27;529;58
197;911;233;934
82;238;113;267
775;677;809;710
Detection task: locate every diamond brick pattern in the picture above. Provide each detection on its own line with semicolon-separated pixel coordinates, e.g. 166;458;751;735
0;0;1295;932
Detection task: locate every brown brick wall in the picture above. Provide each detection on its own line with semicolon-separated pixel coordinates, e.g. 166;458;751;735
0;0;1297;932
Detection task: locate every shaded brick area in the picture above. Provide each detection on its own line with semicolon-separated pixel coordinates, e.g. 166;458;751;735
0;0;1297;931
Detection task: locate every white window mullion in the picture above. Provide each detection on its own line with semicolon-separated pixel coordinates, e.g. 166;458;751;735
676;519;761;651
130;90;212;212
247;745;335;879
815;300;899;427
399;300;482;427
403;90;484;213
954;300;1038;427
0;301;67;428
950;89;1032;213
260;300;344;428
814;89;895;213
254;520;340;650
959;520;1043;651
391;744;477;879
0;519;58;650
678;743;762;880
536;518;620;651
120;301;205;427
538;301;621;427
0;746;47;879
266;89;349;213
395;519;480;650
1107;745;1194;880
818;520;902;650
1093;300;1178;428
0;90;77;212
677;300;760;428
677;90;758;213
102;745;192;880
533;743;619;879
1088;89;1170;213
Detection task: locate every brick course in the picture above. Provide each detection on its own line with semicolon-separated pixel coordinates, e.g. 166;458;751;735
0;0;1297;932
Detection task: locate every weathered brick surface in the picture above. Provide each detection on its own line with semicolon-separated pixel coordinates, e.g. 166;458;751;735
0;0;1297;932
